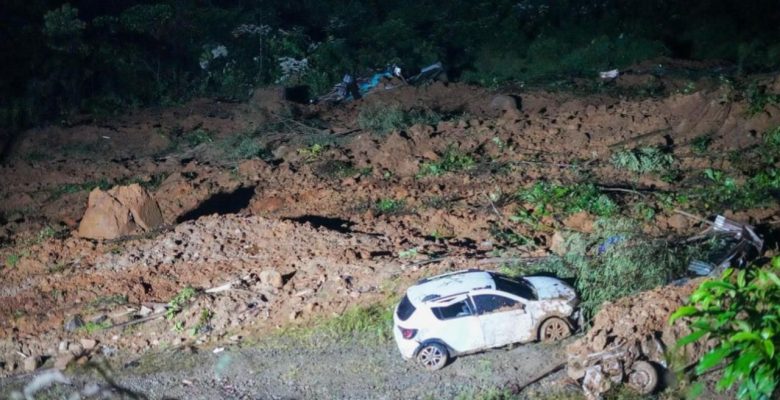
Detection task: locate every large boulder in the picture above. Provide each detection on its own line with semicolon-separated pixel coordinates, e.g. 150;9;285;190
77;184;164;240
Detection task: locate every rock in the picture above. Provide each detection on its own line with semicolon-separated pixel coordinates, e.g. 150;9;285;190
111;184;164;231
77;189;133;240
563;211;595;233
80;339;97;351
260;269;284;288
139;305;153;317
68;343;83;356
549;231;566;256
64;315;84;332
667;214;689;231
54;354;75;370
77;184;163;240
489;94;522;118
23;356;40;372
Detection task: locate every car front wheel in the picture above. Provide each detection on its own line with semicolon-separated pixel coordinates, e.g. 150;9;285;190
416;343;449;371
539;317;572;342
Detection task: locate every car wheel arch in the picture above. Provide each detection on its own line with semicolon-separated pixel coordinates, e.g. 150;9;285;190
413;338;455;357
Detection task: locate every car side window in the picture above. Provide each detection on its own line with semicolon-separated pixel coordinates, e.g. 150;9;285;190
472;294;520;315
432;299;473;320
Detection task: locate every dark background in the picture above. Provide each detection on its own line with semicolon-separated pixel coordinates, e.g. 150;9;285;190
1;0;779;128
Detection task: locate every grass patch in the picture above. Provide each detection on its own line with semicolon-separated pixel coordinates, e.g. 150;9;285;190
374;198;405;215
694;168;780;209
417;148;476;177
50;179;112;199
89;294;128;309
189;308;213;336
4;254;20;268
81;320;112;334
314;160;371;179
280;303;395;345
357;103;441;134
610;146;674;174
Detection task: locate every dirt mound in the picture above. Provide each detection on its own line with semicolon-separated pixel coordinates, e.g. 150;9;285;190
78;184;163;239
566;279;709;397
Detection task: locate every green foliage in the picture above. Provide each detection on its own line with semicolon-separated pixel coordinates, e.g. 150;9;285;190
691;135;713;155
185;129;213;147
417;148;476;177
81;320;112;334
515;182;617;224
526;218;686;318
357;103;441;134
696;168;780;209
297;143;325;161
745;83;780;116
611;146;675;174
375;198;405;215
165;286;197;320
319;303;394;342
43;4;86;53
50;179;112;200
4;254;21;268
190;308;213;336
670;259;780;400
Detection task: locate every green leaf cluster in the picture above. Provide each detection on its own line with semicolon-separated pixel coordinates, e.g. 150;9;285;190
670;259;780;400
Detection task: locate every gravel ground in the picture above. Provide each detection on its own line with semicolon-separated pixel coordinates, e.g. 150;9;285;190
0;335;571;399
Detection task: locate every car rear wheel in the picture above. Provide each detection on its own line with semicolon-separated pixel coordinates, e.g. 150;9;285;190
539;317;572;342
416;343;448;371
627;361;658;395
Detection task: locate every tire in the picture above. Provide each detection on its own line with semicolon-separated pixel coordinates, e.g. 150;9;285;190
416;343;449;371
627;361;658;395
539;317;572;342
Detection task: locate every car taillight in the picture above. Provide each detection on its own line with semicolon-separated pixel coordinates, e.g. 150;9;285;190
399;327;417;339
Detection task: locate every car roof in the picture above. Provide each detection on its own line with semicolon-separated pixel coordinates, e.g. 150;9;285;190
406;270;496;305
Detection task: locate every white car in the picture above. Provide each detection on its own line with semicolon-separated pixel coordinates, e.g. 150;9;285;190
393;269;579;370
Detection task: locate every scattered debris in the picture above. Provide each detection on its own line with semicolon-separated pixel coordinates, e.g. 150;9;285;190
684;214;763;276
566;279;707;399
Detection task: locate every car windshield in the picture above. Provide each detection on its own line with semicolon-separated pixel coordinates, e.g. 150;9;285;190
492;274;537;300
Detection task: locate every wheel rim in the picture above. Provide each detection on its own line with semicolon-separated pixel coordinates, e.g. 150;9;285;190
628;367;655;393
542;319;568;341
419;346;444;369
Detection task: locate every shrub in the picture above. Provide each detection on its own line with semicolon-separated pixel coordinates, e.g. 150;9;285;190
522;218;686;318
515;182;617;223
611;146;674;174
375;198;405;215
670;258;780;400
357;103;441;134
417;148;476;177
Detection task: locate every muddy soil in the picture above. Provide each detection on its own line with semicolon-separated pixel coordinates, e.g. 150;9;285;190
1;62;780;398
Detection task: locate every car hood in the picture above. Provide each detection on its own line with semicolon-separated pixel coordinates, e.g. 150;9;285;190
524;276;576;301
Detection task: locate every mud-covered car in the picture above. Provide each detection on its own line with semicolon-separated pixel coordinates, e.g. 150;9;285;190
393;269;579;370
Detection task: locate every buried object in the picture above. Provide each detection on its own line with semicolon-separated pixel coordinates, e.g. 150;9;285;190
684;214;763;277
314;62;446;104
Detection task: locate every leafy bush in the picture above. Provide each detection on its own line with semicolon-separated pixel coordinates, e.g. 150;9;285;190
670;259;780;400
691;135;713;155
696;168;780;209
516;182;617;222
611;146;675;174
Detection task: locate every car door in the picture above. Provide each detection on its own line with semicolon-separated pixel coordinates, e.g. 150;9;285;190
428;295;484;354
471;291;533;348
